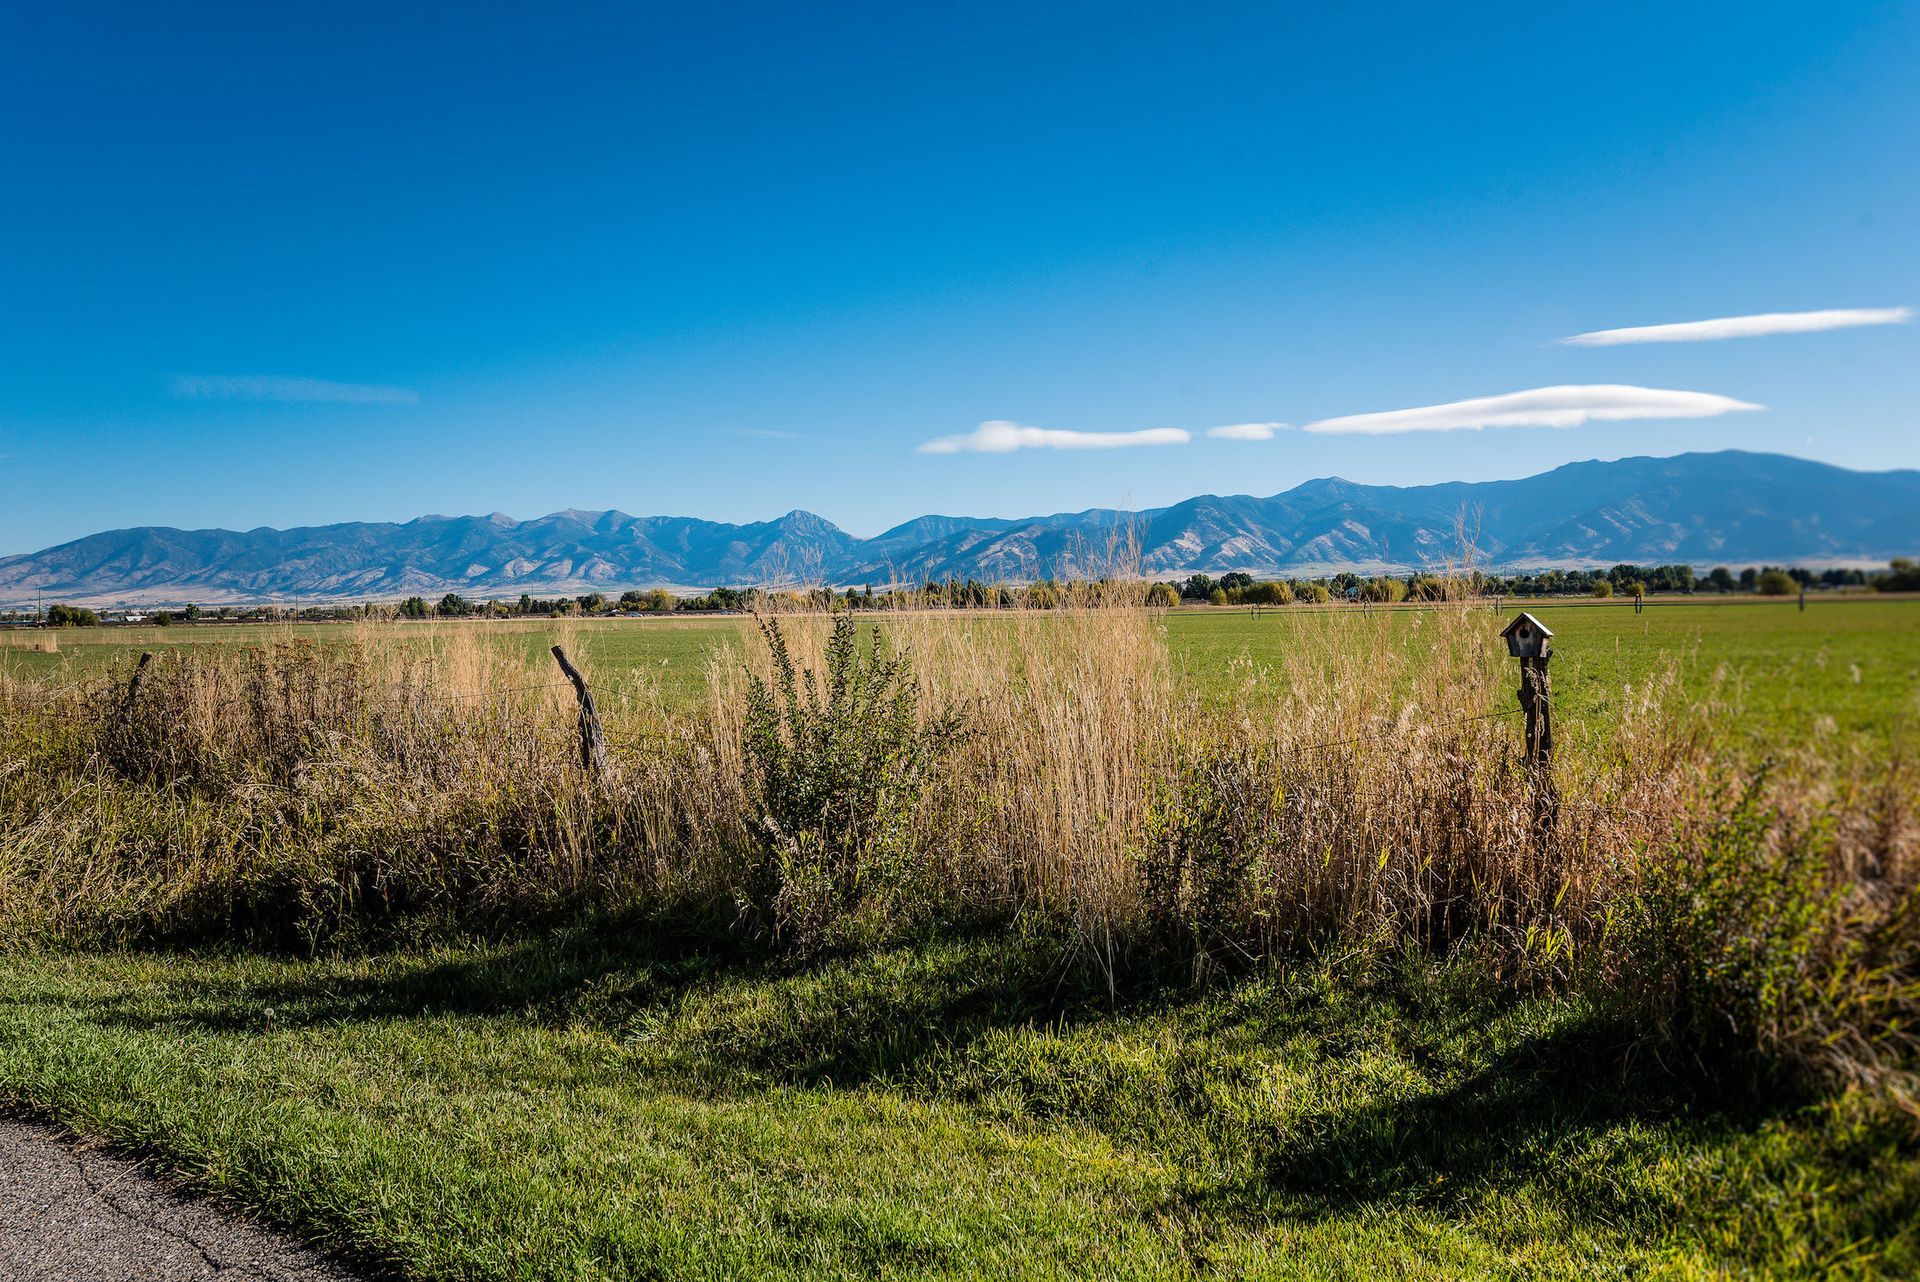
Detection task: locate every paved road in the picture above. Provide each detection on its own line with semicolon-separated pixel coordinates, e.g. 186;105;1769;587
0;1119;365;1281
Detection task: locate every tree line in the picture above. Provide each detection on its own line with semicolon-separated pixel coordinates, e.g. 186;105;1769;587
13;558;1920;627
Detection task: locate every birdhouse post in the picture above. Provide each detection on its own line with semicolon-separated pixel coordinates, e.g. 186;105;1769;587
1500;612;1554;772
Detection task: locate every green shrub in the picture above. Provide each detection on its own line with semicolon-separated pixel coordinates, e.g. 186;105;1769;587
742;614;965;950
1609;783;1920;1086
1756;570;1798;596
1141;745;1274;977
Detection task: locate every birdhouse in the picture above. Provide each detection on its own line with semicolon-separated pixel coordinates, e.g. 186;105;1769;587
1500;611;1553;659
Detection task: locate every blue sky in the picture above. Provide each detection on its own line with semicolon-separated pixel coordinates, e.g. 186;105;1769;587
2;2;1916;554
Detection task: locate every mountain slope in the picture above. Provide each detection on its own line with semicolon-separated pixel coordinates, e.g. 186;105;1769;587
2;451;1915;604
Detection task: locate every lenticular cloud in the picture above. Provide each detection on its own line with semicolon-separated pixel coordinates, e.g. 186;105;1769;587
1560;307;1911;346
1303;385;1763;435
1205;422;1289;441
917;420;1191;454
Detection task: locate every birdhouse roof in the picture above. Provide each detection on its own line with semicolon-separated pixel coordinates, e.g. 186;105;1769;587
1499;611;1553;638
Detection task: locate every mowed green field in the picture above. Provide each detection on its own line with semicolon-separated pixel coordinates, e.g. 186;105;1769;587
5;597;1917;742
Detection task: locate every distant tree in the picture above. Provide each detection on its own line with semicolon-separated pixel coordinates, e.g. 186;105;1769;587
618;590;646;610
1207;587;1229;606
1876;558;1920;592
1360;577;1406;604
1590;579;1613;598
182;603;202;621
577;592;608;614
1738;567;1758;591
1708;566;1735;593
45;603;99;627
1217;572;1254;593
1026;581;1061;609
151;610;175;626
1180;573;1217;601
1755;569;1797;596
1299;582;1331;604
436;593;473;617
1146;582;1179;608
1245;580;1292;605
399;596;430;619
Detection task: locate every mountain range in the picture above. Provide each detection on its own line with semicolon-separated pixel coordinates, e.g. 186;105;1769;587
3;451;1915;605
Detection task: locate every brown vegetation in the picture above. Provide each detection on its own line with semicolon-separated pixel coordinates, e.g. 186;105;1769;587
1;592;1914;1096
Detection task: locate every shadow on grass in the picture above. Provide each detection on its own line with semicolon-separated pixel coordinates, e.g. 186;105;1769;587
56;921;1848;1247
68;917;1093;1089
1246;1014;1729;1212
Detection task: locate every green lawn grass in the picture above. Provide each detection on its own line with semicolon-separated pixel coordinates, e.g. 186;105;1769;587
3;929;1913;1279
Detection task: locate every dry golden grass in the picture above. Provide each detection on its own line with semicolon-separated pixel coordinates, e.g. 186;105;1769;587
0;592;1914;1090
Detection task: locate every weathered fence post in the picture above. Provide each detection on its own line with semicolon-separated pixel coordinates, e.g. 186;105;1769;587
1500;611;1559;837
120;651;154;728
549;645;607;774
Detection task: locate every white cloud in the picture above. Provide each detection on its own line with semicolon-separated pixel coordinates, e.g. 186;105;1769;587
917;420;1191;454
1205;422;1290;441
1303;385;1762;435
1560;307;1911;346
170;375;419;405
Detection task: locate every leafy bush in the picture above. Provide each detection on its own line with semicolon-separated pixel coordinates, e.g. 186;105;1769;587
1756;570;1798;596
742;614;965;950
1141;745;1273;977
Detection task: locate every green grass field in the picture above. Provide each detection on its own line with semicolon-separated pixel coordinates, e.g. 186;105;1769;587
4;930;1912;1280
7;596;1917;739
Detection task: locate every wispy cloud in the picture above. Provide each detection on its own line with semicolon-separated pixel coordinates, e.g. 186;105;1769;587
917;420;1191;454
1303;385;1762;435
1205;422;1289;441
1560;307;1910;346
170;375;419;405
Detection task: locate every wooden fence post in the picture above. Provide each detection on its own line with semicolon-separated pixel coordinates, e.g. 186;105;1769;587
1499;612;1558;833
121;651;154;728
549;645;607;774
